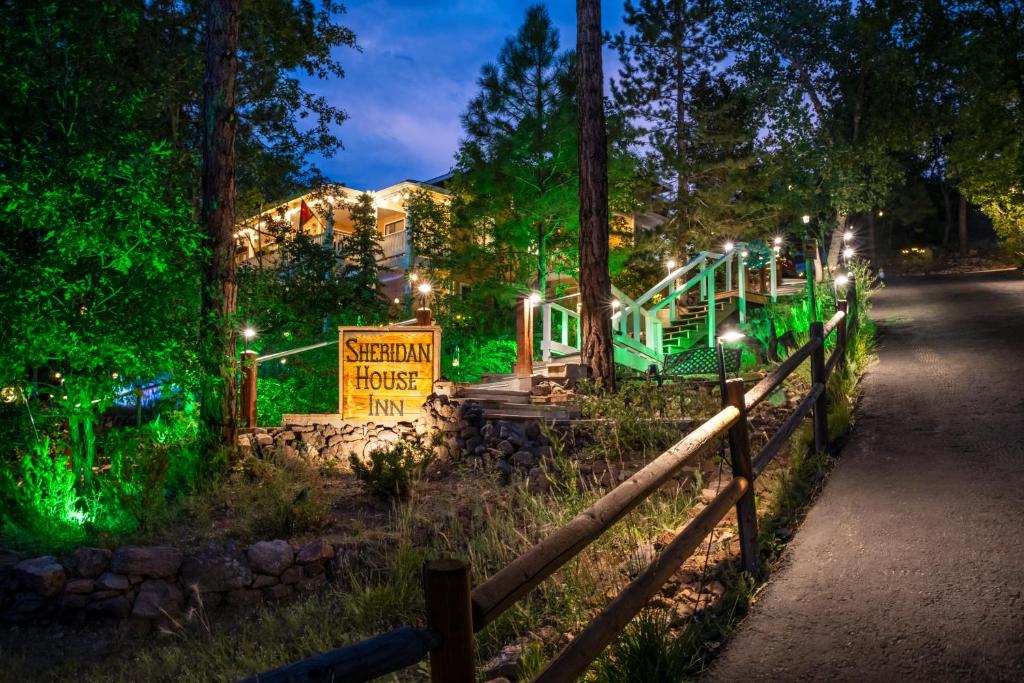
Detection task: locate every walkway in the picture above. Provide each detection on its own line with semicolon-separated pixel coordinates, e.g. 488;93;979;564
706;269;1024;682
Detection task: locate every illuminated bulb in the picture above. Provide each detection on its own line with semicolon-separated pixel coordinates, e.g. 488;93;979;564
666;259;677;271
53;372;61;379
417;282;432;295
111;372;119;380
843;247;854;259
243;327;256;340
844;230;854;241
741;250;749;258
611;298;621;309
393;298;401;304
724;241;734;253
719;330;745;344
774;236;783;246
802;214;811;224
528;291;542;304
409;272;419;283
878;210;884;217
835;274;850;288
451;358;460;368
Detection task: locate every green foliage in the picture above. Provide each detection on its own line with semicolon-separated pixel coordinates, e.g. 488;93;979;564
342;192;386;316
443;337;518;384
350;440;432;500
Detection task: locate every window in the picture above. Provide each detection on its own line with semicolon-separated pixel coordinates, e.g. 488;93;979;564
383;219;405;235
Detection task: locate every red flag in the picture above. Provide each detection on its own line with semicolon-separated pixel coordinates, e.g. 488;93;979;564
299;200;314;226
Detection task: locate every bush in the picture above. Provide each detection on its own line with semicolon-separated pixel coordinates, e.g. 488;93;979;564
350;440;431;499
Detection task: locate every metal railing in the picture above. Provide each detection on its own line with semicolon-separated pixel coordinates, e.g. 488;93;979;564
240;286;859;683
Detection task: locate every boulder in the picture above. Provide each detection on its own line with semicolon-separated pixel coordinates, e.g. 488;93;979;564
132;580;183;620
87;594;133;618
95;572;131;591
179;542;252;592
246;540;293;576
295;539;334;564
63;578;95;594
252;574;278;589
263;583;293;601
110;546;182;579
226;589;264;608
511;450;538;468
15;556;66;597
72;547;111;578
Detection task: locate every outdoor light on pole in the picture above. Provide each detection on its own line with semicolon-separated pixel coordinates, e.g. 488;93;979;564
844;229;854;242
802;214;811;225
528;291;542;305
716;330;746;403
724;241;735;253
843;246;855;264
774;236;783;246
416;282;433;325
666;258;677;271
242;326;256;354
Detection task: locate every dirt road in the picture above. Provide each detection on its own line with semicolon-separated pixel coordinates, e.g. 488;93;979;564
706;270;1024;682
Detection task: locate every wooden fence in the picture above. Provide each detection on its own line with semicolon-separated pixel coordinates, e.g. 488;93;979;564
240;291;857;683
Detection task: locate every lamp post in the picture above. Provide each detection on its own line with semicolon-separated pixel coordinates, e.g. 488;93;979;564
416;282;433;325
716;330;745;404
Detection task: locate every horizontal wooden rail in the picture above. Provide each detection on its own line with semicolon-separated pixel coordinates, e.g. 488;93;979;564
236;626;440;683
744;337;820;411
533;477;750;683
470;405;740;630
752;383;824;476
823;309;846;336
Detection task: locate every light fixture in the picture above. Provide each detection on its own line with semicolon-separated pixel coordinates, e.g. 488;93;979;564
844;229;854;241
741;250;749;258
280;358;287;365
773;236;783;246
718;330;746;344
666;259;677;271
878;210;884;217
843;247;854;259
835;274;849;288
111;372;119;380
409;272;419;283
417;282;432;295
528;291;542;304
53;372;61;379
724;241;735;253
802;214;811;224
611;298;621;309
243;327;256;340
393;298;401;304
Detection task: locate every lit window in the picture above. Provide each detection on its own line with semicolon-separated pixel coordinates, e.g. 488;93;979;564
383;219;405;235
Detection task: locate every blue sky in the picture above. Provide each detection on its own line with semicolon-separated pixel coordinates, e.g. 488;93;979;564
304;1;627;190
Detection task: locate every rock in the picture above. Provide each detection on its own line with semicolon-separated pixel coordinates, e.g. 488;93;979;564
179;543;252;592
110;546;182;579
90;589;124;601
59;593;89;610
670;600;695;626
497;440;515;456
296;574;326;593
512;450;538;468
295;539;334;564
95;572;131;591
483;644;522;680
302;562;325;578
252;574;278;588
72;547;111;578
63;578;95;594
132;580;183;620
263;584;293;601
280;566;302;585
87;594;132;618
246;540;293;576
15;556;66;597
13;593;47;612
226;589;264;608
527;467;549;495
280;430;296;442
255;433;274;447
237;434;252;449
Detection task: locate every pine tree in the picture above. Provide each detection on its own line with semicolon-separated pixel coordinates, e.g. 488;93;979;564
610;0;724;250
455;4;578;293
344;192;385;319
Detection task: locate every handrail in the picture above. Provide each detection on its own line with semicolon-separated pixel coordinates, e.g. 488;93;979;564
254;319;418;363
241;290;859;683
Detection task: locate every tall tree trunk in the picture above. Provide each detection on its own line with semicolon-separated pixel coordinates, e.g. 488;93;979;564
537;224;547;294
825;212;846;274
200;0;240;450
940;180;953;247
577;0;615;391
866;211;877;265
958;193;968;257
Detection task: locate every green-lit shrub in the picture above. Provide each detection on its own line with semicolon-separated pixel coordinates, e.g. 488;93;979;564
0;438;88;547
350;440;431;499
442;336;518;383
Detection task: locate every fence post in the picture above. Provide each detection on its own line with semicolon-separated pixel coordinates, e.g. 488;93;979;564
836;300;849;364
514;296;533;387
241;350;258;428
424;558;475;683
724;378;759;577
810;321;828;452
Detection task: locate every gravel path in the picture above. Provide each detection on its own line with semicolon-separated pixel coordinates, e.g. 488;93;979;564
705;270;1024;682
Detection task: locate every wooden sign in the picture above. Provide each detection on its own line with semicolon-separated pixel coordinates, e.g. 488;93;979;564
338;326;441;422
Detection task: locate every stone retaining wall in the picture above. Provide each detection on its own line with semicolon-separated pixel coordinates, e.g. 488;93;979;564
0;537;343;631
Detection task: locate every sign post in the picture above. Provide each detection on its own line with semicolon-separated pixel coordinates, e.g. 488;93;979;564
338;326;441;422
